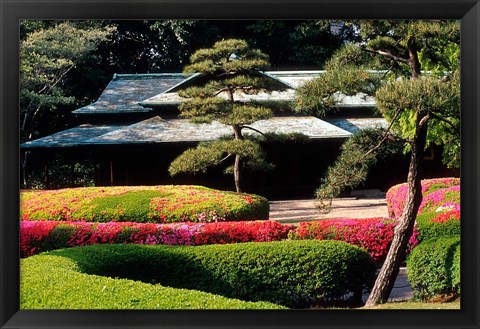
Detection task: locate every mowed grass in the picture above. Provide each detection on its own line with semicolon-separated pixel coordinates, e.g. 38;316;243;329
20;253;285;310
363;301;460;309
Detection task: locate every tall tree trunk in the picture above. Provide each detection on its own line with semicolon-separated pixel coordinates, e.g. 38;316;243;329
407;36;421;78
233;124;244;193
233;154;244;193
365;113;430;306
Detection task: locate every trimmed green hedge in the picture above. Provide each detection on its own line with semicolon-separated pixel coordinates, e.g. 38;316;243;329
22;240;376;308
406;236;460;301
21;185;269;223
20;253;284;309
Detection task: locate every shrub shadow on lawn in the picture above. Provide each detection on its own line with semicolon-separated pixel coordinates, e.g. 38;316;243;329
49;241;376;309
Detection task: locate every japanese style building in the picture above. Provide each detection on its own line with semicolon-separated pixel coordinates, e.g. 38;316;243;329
21;71;458;199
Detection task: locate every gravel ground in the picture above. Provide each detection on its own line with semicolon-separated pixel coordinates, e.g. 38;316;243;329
269;196;388;225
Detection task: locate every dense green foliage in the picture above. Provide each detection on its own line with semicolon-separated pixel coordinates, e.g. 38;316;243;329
376;72;460;168
415;211;460;242
21;185;269;223
20;21;114;143
407;236;460;300
20;252;284;309
26;241;375;308
169;138;273;176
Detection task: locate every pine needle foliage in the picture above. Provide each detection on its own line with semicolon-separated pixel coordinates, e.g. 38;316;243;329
315;128;402;212
170;39;288;192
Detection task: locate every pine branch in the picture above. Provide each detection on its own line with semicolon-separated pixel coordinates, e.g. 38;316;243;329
216;153;233;165
240;125;266;137
361;47;409;64
359;107;403;161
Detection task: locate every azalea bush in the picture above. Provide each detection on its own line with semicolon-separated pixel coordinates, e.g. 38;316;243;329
21;185;269;224
25;241;375;308
289;217;419;264
415;202;460;242
418;185;460;214
20;220;294;258
386;177;460;218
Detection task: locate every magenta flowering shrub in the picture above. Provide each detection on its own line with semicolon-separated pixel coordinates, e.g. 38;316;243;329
289;217;419;264
418;185;460;214
386;177;460;218
21;185;269;224
20;220;294;258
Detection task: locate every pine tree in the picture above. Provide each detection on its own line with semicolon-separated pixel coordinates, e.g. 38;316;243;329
295;20;460;305
169;39;286;192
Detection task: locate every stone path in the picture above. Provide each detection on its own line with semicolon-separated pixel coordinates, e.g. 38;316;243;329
269;192;413;302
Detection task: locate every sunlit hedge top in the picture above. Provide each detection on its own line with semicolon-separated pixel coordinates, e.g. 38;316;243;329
21;185;269;223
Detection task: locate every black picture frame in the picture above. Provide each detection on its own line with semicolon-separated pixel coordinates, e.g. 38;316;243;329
1;1;479;328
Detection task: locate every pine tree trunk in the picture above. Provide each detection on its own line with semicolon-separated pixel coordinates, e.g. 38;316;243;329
407;36;421;78
365;113;430;306
233;124;244;193
234;154;244;193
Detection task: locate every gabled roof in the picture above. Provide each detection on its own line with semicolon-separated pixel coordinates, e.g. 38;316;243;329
73;73;192;115
72;71;376;115
139;70;376;108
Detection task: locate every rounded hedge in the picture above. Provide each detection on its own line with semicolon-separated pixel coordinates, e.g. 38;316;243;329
20;254;284;309
386;177;460;218
39;240;376;308
406;236;460;301
21;185;269;223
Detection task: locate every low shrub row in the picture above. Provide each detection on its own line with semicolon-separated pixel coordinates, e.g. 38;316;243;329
20;220;294;258
22;241;376;308
20;252;285;309
21;185;269;224
406;236;460;300
289;217;419;264
386;177;460;218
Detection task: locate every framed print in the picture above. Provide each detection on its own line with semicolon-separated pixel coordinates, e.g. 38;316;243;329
1;0;479;328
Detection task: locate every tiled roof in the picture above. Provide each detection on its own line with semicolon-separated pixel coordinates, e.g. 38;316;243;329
140;71;376;108
73;73;192;115
87;116;353;144
22;116;388;148
21;124;128;148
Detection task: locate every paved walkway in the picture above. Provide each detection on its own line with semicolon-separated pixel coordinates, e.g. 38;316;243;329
269;192;413;302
